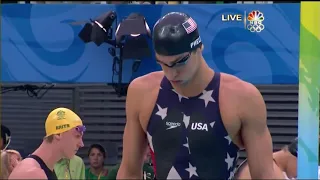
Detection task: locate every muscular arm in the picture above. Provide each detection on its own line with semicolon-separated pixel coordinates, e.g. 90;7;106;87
239;83;280;179
117;79;149;179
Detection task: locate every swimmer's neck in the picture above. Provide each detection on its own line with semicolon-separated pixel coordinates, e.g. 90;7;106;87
32;141;62;171
171;58;214;97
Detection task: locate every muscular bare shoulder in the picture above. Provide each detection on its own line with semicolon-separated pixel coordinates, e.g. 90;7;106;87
9;159;47;179
221;73;263;104
126;71;164;129
128;71;164;94
127;71;163;106
221;73;266;121
221;73;258;94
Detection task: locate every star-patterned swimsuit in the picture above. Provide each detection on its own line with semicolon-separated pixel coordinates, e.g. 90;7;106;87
147;72;240;180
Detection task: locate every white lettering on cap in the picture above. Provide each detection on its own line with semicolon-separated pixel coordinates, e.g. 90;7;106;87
190;36;201;49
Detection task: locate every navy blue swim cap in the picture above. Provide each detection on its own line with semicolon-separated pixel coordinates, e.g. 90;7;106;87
152;12;202;56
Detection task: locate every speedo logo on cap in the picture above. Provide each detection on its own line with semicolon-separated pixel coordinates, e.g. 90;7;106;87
190;36;201;49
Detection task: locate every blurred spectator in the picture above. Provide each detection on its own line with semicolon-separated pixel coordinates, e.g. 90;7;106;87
131;1;152;4
142;147;154;179
86;144;109;180
0;149;22;179
54;155;86;179
155;1;167;4
109;147;154;180
168;1;179;4
1;125;11;150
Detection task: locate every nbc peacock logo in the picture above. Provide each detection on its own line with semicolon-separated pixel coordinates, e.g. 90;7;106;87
246;10;265;33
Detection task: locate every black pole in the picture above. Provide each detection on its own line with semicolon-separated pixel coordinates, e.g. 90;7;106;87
117;44;124;97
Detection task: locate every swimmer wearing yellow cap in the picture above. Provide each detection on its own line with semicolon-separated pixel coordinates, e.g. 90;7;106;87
9;107;85;180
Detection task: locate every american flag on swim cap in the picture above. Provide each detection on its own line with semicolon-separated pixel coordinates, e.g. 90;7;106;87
182;17;197;34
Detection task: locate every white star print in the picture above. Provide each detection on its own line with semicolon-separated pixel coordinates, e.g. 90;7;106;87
147;132;154;152
228;170;235;180
225;136;232;145
172;89;189;102
210;121;215;128
232;167;237;175
225;153;234;170
183;114;190;128
156;104;167;120
199;90;215;107
183;137;191;154
167;166;181;179
229;167;237;179
185;162;198;178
